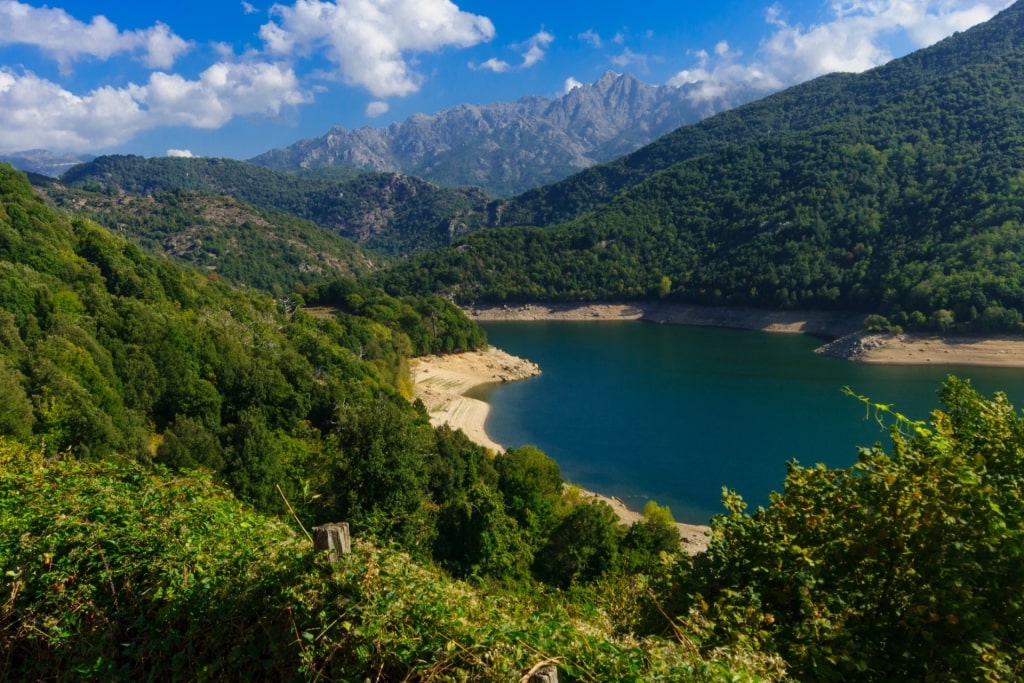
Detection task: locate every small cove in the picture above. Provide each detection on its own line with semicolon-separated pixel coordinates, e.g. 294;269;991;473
473;321;1024;524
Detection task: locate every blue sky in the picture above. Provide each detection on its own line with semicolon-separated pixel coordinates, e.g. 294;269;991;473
0;0;1014;159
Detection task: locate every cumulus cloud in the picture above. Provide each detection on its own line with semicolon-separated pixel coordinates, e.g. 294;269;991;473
667;0;1014;109
242;1;258;14
365;100;388;116
563;76;583;93
0;1;190;70
0;61;309;152
259;0;494;98
166;149;194;157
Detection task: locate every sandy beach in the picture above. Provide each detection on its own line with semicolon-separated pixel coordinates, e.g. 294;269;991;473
411;344;711;553
411;347;541;453
825;332;1024;367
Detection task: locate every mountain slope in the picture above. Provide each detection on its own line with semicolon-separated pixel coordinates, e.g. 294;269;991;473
496;1;1024;228
38;185;376;294
378;1;1024;333
250;72;718;197
59;156;492;255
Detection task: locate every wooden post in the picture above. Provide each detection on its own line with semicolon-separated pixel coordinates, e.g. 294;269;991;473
522;661;558;683
313;522;350;562
528;665;558;683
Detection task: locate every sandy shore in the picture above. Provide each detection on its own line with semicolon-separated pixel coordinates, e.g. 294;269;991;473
469;301;1024;368
411;347;541;453
411;345;711;553
467;301;864;337
830;332;1024;367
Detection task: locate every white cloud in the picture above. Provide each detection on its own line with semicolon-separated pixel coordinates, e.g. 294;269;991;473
259;0;495;98
517;30;554;68
365;100;389;116
0;1;190;70
474;28;553;73
469;57;511;73
667;0;1015;108
0;61;309;153
579;29;602;48
242;1;258;14
167;149;194;157
563;76;583;93
611;47;647;69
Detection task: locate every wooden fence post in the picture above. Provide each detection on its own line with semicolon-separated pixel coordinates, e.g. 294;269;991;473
313;522;351;562
522;661;558;683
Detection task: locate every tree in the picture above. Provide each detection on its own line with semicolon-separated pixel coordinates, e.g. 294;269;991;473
621;500;681;574
495;446;564;542
533;501;623;588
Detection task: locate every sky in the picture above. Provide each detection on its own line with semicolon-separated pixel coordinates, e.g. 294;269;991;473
0;0;1015;160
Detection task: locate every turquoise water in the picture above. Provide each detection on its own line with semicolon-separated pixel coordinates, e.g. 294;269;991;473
474;321;1024;524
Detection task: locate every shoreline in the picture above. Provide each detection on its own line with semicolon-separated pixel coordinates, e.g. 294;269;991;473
411;347;541;454
468;301;1024;368
410;346;712;554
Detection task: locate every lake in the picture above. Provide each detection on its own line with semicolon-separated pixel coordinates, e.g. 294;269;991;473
473;321;1024;524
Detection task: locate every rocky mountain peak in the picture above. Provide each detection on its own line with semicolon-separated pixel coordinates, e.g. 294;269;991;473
249;72;709;197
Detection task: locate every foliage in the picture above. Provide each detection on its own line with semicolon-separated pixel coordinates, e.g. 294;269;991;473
669;377;1024;681
0;164;674;602
300;276;488;356
0;442;781;682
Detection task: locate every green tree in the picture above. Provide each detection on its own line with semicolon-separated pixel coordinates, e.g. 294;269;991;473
495;446;564;543
533;501;623;588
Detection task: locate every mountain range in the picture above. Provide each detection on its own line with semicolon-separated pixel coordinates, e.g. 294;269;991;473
249;71;726;197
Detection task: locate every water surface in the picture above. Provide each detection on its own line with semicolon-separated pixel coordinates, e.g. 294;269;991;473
474;321;1024;524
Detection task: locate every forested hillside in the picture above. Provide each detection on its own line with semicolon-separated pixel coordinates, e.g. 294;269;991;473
59;156;493;255
379;1;1024;333
0;163;712;677
5;158;1024;679
39;185;376;294
496;1;1024;227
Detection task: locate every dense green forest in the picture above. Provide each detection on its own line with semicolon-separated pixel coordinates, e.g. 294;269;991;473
58;156;493;255
0;164;711;677
377;2;1024;333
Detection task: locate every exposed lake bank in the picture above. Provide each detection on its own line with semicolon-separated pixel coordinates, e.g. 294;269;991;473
467;301;1024;368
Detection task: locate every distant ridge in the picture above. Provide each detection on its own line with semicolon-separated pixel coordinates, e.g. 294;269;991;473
249;72;735;197
0;149;94;178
